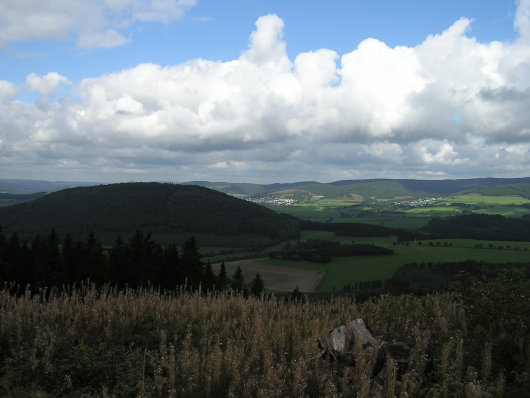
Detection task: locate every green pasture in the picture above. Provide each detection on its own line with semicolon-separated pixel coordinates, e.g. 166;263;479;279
312;198;362;206
271;204;342;221
352;215;431;229
444;194;530;205
472;206;530;218
404;206;460;216
268;193;530;225
272;203;433;228
257;238;530;292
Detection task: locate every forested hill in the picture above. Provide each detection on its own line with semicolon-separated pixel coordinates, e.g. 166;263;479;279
0;183;300;244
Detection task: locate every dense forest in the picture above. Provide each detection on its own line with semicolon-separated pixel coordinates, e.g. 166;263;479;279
301;220;402;237
0;183;300;245
0;228;263;295
271;239;393;263
346;260;530;298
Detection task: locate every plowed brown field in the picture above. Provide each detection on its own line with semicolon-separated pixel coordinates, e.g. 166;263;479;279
213;259;325;292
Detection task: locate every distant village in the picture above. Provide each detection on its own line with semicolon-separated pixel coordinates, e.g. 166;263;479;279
246;196;297;206
394;197;442;207
247;195;445;208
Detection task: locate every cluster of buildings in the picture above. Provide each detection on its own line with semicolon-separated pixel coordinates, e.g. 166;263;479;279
245;196;297;206
394;197;442;208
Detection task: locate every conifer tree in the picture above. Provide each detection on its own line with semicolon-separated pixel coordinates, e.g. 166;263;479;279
217;260;227;290
126;230;161;287
83;231;107;285
61;233;77;283
181;236;203;289
203;260;215;291
109;235;128;287
250;272;265;297
160;244;181;290
231;266;244;292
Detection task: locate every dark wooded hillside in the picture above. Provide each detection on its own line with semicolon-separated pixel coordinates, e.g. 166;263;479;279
0;182;300;244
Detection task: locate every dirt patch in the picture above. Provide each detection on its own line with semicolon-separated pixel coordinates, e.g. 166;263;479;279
212;259;325;292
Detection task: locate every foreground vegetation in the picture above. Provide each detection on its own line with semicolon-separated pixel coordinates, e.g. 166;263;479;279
1;274;528;397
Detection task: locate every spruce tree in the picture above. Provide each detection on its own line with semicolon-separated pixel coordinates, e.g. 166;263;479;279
160;244;181;290
217;260;227;290
231;266;244;292
181;236;203;289
203;260;215;291
250;272;265;297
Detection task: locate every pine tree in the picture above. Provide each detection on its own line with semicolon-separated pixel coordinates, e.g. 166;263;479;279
126;230;161;287
181;236;203;289
61;233;77;283
217;260;227;290
109;235;128;287
250;272;265;297
83;231;107;285
160;244;181;290
231;266;244;292
42;229;63;286
203;260;215;291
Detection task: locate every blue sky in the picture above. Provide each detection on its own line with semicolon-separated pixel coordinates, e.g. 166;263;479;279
1;0;529;183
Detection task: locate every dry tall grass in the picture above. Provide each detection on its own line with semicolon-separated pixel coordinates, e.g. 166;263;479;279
0;282;526;397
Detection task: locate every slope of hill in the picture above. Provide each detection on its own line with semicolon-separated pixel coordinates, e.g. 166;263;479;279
0;183;300;245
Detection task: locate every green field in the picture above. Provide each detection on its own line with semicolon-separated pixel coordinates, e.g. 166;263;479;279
444;194;530;205
204;192;530;292
267;193;530;229
257;236;530;292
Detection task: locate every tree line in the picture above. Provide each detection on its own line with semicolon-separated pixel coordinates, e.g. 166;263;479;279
270;239;393;263
0;228;265;296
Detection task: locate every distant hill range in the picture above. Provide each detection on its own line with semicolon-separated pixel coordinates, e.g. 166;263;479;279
0;183;299;246
3;177;530;200
0;179;98;194
186;177;530;200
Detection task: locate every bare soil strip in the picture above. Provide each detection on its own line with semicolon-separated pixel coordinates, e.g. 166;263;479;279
212;259;325;292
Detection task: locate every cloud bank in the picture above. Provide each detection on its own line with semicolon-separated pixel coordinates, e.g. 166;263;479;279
1;4;530;182
0;0;196;49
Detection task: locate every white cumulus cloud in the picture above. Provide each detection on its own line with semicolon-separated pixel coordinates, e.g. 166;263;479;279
1;7;530;182
0;0;196;49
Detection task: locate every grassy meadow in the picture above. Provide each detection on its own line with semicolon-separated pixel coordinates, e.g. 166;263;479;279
2;280;528;397
257;234;530;292
267;193;530;228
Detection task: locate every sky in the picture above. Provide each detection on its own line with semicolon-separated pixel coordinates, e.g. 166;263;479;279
1;0;529;184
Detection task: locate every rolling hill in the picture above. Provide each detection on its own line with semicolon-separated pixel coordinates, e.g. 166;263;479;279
0;182;300;245
185;177;530;200
2;177;530;206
